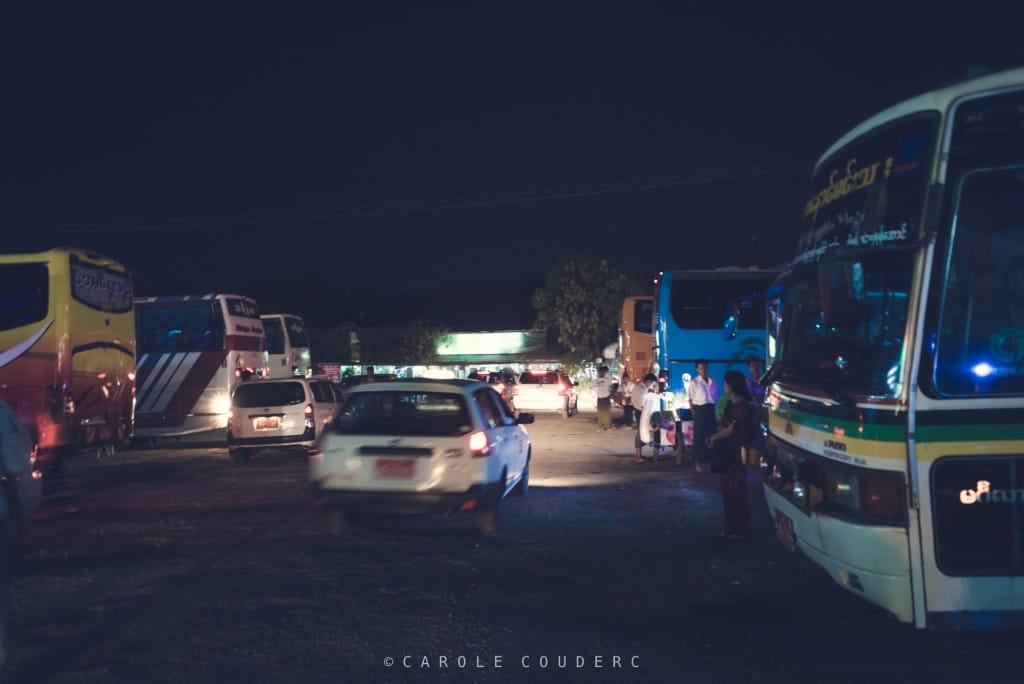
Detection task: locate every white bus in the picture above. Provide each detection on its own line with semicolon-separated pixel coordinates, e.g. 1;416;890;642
758;66;1024;628
261;313;312;379
134;294;269;439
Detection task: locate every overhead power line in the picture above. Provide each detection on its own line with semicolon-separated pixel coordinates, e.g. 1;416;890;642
17;160;812;235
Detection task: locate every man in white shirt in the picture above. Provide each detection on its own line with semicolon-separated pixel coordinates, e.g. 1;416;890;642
686;359;718;472
634;373;661;462
593;365;614;431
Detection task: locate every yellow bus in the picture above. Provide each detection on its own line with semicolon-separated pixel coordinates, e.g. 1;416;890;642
617;295;654;382
0;247;135;469
757;66;1024;628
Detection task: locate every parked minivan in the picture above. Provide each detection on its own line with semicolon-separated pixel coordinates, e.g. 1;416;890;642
227;377;341;461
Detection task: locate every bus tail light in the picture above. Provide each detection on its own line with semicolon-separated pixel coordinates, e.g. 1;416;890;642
469;431;492;457
304;403;315;430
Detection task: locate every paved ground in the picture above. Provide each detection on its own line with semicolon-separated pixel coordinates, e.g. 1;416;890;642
3;406;1022;683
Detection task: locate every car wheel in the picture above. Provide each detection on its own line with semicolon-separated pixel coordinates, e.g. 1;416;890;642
511;459;530;497
478;473;505;535
228;447;251;463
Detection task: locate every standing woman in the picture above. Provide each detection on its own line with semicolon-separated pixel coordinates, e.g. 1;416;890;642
706;370;755;540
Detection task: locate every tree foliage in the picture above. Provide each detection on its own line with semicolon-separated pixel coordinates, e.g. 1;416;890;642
398;318;452;366
532;254;646;364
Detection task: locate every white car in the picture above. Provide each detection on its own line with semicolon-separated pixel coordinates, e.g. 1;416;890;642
227;377;342;462
515;369;579;417
310;378;534;534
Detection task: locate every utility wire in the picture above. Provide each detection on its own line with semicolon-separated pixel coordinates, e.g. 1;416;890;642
18;160;812;235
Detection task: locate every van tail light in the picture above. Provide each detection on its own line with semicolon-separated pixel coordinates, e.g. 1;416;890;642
304;403;315;429
469;430;493;458
558;382;568;395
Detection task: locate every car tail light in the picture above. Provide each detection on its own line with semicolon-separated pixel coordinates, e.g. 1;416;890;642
304;403;315;429
469;430;493;457
558;382;568;395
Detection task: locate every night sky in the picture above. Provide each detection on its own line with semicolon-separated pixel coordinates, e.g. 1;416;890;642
4;5;1020;328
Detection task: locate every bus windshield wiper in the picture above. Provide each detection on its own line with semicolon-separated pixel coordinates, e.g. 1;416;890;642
814;374;856;406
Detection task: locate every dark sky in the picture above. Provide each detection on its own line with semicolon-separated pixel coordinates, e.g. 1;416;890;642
4;5;1020;328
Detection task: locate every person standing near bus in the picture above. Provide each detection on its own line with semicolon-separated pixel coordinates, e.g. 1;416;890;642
619;372;636;427
633;373;660;462
688;359;718;473
706;370;754;540
593;365;614;431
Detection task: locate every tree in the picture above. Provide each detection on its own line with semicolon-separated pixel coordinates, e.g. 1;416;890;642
398;317;453;366
532;254;646;365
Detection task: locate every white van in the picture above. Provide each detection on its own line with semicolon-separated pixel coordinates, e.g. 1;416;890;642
227;378;341;461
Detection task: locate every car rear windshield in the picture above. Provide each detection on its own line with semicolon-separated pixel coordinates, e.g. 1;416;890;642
519;372;560;385
232;381;306;407
333;391;472;436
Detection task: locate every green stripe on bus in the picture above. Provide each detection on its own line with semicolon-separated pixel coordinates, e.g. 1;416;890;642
917;423;1024;442
772;407;905;442
776;407;1024;443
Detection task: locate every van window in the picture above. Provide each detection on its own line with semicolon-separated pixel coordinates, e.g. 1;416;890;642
232;381;306;407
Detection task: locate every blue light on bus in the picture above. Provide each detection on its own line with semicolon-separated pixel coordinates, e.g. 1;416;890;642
886;364;900;392
971;362;996;378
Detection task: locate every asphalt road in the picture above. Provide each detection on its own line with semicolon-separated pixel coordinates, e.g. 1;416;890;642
4;408;1022;683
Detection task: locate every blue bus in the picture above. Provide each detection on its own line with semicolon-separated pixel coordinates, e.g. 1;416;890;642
654;268;781;419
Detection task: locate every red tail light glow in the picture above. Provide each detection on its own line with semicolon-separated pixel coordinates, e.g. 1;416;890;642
469;430;492;457
304;403;315;429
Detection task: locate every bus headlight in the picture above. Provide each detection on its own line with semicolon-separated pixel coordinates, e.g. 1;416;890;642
792;480;807;506
826;463;905;524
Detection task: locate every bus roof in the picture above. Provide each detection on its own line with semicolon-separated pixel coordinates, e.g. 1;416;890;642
134;293;257;303
819;65;1024;168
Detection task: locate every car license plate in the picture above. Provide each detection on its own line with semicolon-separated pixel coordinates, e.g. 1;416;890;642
774;508;797;551
253;416;280;431
374;458;415;479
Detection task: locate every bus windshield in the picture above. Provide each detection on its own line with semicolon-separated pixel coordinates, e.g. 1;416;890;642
776;254;912;397
137;301;224;353
935;165;1024;396
285;315;309;348
776;113;938;398
263;317;286;355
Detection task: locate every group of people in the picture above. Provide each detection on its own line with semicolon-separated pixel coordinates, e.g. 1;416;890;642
612;358;767;542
